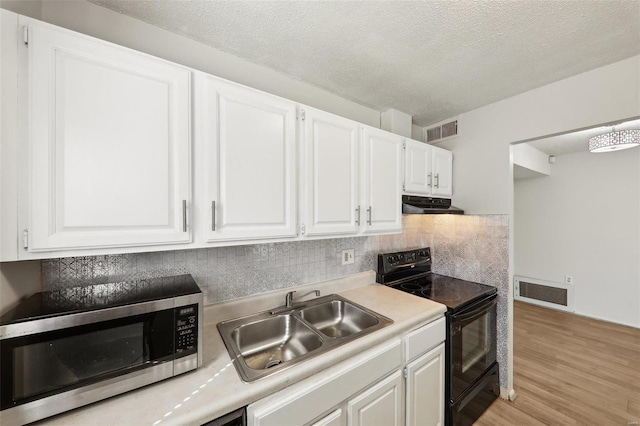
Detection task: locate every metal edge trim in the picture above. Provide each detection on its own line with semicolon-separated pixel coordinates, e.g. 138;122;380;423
1;291;203;340
0;299;174;339
174;353;198;376
0;362;174;426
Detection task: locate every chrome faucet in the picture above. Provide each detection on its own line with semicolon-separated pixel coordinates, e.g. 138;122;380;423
285;290;321;308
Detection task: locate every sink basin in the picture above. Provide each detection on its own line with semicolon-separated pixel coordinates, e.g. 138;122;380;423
217;294;393;382
231;315;323;370
299;300;379;338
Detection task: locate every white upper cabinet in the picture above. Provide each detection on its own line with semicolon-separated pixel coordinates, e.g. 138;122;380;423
301;107;360;237
198;75;297;242
403;139;433;196
26;19;192;252
2;15;419;259
431;147;453;197
361;127;403;234
403;140;453;198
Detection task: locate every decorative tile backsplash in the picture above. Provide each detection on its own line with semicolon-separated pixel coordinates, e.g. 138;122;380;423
41;215;507;303
41;214;510;387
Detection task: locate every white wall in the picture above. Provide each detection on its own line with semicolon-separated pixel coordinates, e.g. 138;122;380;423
432;55;640;395
436;56;640;215
512;144;550;176
0;261;41;311
515;149;640;327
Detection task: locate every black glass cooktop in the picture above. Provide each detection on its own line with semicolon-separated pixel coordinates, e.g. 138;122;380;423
0;274;201;326
389;273;497;313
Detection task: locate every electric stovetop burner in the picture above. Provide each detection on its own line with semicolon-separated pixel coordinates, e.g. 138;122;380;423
377;247;497;313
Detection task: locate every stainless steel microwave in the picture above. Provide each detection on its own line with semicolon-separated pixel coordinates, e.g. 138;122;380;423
0;274;203;426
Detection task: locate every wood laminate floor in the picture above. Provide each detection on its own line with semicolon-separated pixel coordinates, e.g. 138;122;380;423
475;301;640;426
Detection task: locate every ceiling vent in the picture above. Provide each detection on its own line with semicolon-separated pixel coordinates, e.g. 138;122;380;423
425;120;458;143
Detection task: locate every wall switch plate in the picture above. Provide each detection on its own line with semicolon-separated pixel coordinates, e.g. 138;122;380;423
565;275;573;284
342;249;354;265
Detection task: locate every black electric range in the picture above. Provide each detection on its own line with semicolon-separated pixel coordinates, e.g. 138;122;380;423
386;273;497;314
377;247;499;426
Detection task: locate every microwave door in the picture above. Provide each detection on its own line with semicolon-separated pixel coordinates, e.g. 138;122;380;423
1;310;174;411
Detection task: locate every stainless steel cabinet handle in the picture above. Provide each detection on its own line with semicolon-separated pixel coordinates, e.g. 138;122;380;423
355;205;360;226
212;201;216;231
367;206;372;226
182;200;187;232
435;173;440;188
428;173;432;187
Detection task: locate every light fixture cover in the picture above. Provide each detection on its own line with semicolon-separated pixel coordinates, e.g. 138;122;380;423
589;129;640;153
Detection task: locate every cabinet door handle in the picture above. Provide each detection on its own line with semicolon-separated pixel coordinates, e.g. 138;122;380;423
212;201;216;231
182;200;187;232
428;173;432;187
367;206;372;226
435;173;440;188
355;205;360;226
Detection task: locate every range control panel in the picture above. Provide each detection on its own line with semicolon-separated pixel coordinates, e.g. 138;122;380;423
376;247;432;278
175;304;198;354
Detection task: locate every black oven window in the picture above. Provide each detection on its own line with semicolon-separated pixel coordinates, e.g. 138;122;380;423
461;314;489;373
13;323;145;400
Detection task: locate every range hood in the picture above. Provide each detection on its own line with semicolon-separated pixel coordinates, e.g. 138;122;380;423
402;195;464;215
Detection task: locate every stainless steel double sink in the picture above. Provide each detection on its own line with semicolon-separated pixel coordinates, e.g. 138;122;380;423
217;294;393;382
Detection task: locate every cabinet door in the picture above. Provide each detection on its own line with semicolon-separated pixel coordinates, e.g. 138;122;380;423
404;139;432;195
431;147;453;197
361;127;403;234
310;408;346;426
405;343;445;426
347;371;403;426
200;75;297;241
27;21;191;251
302;107;359;236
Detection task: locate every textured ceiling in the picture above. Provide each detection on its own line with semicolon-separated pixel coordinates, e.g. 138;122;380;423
89;0;640;126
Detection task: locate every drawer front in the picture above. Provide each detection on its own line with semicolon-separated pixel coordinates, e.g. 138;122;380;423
404;317;446;362
248;339;402;426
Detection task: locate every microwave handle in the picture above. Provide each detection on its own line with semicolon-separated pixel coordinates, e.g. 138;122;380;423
451;296;497;323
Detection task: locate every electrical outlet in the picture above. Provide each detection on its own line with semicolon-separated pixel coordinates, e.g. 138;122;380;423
341;249;354;265
565;275;573;284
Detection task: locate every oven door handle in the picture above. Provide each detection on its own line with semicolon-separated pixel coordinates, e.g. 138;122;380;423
451;296;497;323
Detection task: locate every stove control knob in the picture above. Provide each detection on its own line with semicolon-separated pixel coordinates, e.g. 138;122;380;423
419;250;427;257
387;256;394;263
393;255;401;262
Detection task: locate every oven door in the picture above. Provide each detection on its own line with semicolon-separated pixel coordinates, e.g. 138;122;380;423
448;294;497;401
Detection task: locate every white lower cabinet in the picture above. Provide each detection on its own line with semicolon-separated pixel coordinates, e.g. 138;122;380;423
247;316;446;426
247;340;402;426
347;371;403;426
311;409;346;426
405;344;445;426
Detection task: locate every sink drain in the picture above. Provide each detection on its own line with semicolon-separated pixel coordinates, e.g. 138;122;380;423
265;360;283;369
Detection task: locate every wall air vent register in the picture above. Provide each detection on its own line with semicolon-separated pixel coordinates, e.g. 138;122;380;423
514;276;574;312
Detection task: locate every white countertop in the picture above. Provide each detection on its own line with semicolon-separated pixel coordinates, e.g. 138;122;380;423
37;271;446;426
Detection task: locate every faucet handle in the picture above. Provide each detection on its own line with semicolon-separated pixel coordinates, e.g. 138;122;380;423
285;291;296;307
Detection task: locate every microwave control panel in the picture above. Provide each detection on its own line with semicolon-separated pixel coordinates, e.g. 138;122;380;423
175;304;198;353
